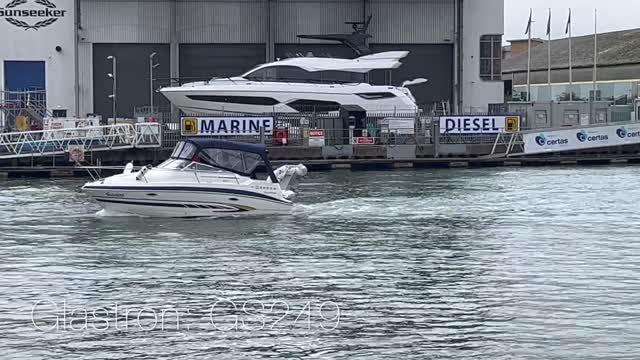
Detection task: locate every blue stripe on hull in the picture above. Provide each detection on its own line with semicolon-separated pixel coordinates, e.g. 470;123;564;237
95;198;250;212
83;185;289;204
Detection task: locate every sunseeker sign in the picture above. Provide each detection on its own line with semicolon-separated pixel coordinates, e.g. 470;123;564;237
1;0;65;30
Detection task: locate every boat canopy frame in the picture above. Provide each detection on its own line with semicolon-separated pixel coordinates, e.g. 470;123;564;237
171;138;278;183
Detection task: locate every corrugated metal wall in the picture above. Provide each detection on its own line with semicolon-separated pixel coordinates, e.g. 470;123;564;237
275;0;363;43
77;42;93;117
78;0;458;113
369;0;454;44
177;0;267;43
81;0;173;43
80;0;454;44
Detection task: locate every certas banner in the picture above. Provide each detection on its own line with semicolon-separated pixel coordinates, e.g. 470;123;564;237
523;123;640;154
181;117;274;136
439;116;514;134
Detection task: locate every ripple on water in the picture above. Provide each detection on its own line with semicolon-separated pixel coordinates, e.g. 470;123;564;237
1;169;640;359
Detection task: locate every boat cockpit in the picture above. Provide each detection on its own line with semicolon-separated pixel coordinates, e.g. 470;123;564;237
158;139;278;183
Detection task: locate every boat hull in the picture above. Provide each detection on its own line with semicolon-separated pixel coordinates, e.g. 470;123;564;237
83;185;293;218
160;81;418;114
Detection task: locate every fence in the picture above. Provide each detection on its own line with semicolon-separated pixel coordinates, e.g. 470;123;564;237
0;123;161;159
158;111;527;150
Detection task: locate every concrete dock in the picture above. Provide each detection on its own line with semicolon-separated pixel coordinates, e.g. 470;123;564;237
2;150;640;178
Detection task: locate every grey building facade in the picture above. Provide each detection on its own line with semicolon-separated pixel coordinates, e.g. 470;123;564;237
0;0;506;121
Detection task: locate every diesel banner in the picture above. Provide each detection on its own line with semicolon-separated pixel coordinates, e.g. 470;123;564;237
523;123;640;154
181;117;274;136
439;116;519;134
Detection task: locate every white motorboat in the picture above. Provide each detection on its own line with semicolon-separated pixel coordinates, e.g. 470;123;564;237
160;51;425;114
81;139;307;218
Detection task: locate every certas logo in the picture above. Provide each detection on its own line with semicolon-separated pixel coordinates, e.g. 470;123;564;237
534;133;569;147
0;0;65;30
617;127;640;139
577;130;608;143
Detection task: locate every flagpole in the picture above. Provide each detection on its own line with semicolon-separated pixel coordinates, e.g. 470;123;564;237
547;8;552;102
593;9;598;98
527;8;532;102
568;9;573;101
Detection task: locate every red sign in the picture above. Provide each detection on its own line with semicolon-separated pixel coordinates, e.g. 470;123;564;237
353;137;375;145
309;129;325;138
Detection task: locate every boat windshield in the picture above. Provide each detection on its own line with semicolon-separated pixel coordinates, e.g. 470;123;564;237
170;141;198;159
166;141;264;176
157;159;190;169
198;148;263;175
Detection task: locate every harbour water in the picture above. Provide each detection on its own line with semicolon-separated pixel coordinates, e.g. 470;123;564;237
1;167;640;359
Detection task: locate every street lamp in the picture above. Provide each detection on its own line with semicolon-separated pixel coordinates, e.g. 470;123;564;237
107;55;117;124
149;52;160;115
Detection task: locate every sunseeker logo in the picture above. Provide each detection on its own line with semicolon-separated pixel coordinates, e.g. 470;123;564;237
0;0;65;30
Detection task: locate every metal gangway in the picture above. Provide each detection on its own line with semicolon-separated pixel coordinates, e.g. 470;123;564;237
0;122;161;159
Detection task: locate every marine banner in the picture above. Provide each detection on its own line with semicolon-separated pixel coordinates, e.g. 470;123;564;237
523;123;640;154
181;117;274;136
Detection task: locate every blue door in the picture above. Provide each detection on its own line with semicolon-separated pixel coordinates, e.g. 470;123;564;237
4;61;46;91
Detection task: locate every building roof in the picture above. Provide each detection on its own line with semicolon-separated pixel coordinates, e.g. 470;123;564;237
503;28;640;73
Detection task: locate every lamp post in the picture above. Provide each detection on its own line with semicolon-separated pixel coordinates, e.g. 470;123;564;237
107;55;117;124
149;52;160;115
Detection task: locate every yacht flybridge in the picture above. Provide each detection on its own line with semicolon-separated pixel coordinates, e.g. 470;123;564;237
82;139;307;218
160;51;425;114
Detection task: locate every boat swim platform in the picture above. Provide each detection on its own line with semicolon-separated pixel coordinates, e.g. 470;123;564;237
2;153;640;178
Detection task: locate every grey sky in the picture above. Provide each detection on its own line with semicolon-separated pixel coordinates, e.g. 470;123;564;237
504;0;638;41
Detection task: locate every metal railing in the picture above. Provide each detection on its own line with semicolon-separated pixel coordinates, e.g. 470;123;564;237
0;89;51;131
0;123;161;159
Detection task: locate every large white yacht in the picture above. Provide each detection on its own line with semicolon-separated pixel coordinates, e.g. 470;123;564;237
160;51;423;114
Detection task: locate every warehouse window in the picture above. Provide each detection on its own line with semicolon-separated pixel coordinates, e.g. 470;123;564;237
480;35;502;81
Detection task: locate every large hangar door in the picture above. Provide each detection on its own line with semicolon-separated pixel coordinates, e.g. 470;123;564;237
93;44;171;120
369;44;453;110
179;44;266;83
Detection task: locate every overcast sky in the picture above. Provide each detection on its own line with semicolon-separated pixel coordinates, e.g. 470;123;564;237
504;0;638;41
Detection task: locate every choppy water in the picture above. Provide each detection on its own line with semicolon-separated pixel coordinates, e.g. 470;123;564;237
1;167;640;359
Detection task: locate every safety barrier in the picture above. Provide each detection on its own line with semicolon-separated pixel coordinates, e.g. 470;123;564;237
0;123;161;159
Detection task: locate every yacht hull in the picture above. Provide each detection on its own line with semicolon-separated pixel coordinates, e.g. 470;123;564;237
160;81;418;114
83;185;293;218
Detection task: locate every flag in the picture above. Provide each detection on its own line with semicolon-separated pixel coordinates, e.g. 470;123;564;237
565;9;572;35
525;9;532;35
546;9;551;36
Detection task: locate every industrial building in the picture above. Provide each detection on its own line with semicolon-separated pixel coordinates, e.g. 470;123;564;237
0;0;505;122
503;28;640;104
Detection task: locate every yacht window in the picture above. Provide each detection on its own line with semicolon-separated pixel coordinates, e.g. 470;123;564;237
320;70;364;83
277;66;321;82
356;92;397;100
287;99;341;112
244;67;277;81
186;95;279;106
